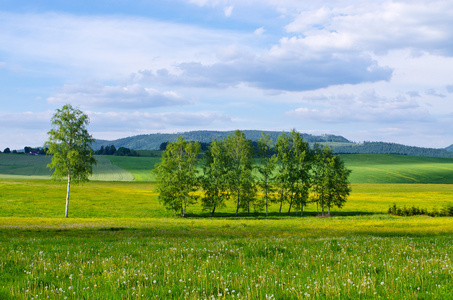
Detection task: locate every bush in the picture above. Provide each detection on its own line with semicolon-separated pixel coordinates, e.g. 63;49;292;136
388;203;452;217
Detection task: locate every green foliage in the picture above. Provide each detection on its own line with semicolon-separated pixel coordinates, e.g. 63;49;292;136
257;132;277;216
225;130;255;216
274;130;313;216
200;139;230;216
45;104;96;218
312;145;351;215
388;203;453;217
45;104;96;184
153;137;201;217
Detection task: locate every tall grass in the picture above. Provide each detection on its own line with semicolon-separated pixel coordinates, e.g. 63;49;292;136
1;218;452;299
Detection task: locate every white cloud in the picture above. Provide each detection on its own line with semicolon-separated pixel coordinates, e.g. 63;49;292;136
286;90;432;123
285;2;453;56
88;111;232;132
224;6;234;17
254;27;265;36
47;82;190;109
0;12;245;79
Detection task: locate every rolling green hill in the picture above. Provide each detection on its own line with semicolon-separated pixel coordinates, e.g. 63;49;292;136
3;153;453;184
342;154;453;183
0;154;133;181
92;130;453;158
92;130;350;150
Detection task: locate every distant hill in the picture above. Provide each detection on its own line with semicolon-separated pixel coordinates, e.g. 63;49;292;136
92;130;453;158
445;144;453;152
333;142;453;158
92;130;350;151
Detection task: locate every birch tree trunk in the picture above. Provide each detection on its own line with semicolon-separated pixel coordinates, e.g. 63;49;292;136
65;170;71;218
235;188;240;216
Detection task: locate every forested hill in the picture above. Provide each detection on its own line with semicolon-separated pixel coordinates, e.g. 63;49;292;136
333;142;453;158
92;130;453;158
92;130;349;151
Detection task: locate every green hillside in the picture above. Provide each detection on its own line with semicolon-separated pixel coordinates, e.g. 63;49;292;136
3;153;453;184
103;156;160;181
0;154;133;181
342;154;453;183
92;130;350;150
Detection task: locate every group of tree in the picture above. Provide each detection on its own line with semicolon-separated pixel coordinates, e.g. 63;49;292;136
153;129;351;217
1;147;47;155
42;105;350;219
95;145;139;156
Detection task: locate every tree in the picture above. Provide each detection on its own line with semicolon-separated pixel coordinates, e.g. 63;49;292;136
311;145;351;216
225;130;254;216
153;137;201;217
3;147;11;154
287;129;311;216
45;104;96;218
275;132;291;215
257;132;277;217
201;139;230;217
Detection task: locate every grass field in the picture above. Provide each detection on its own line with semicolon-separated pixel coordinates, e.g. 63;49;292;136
1;216;452;299
342;154;453;183
0;154;134;181
1;153;453;299
103;156;160;181
2;179;453;218
4;153;453;184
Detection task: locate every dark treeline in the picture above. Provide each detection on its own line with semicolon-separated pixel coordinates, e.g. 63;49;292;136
334;142;453;158
153;129;351;218
1;147;47;155
95;145;139;157
92;130;350;151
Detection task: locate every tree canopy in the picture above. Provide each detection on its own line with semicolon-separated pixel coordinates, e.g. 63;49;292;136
45;104;96;218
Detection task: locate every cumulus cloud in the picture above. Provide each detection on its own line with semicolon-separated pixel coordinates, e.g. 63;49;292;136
47;82;190;109
286;90;432;123
137;52;392;91
285;2;453;56
88;111;231;131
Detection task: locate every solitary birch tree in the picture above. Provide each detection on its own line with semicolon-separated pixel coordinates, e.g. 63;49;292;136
45;104;96;218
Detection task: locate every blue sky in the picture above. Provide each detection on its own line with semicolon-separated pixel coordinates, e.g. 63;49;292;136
2;0;453;150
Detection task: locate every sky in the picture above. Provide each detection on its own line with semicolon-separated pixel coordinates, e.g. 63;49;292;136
1;0;453;150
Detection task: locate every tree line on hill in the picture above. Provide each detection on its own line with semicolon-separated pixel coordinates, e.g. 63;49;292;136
1;146;47;155
95;145;139;156
153;129;351;217
333;142;453;158
92;130;350;151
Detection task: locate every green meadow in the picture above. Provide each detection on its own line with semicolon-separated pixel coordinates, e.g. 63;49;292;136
1;153;453;299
